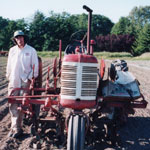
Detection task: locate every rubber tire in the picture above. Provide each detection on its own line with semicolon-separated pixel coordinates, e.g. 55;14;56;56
67;115;85;150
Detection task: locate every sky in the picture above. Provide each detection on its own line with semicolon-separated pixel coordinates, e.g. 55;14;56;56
0;0;150;23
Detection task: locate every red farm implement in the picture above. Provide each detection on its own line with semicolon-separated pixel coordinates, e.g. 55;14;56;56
7;5;148;150
0;51;8;56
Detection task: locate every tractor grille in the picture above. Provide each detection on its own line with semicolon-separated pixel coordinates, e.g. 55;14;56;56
61;64;77;96
81;90;97;96
62;65;77;73
82;82;97;89
82;66;97;73
61;62;98;100
61;88;76;96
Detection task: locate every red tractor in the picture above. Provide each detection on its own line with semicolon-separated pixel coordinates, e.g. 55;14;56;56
8;5;147;150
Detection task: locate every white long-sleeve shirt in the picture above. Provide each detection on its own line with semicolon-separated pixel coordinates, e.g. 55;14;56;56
6;44;39;88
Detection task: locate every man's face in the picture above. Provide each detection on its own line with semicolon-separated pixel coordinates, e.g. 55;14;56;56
15;35;25;48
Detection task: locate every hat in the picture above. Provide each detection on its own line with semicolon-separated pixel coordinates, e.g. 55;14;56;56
13;30;25;38
12;30;28;45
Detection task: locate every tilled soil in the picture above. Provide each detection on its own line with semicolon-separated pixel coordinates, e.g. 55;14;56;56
0;56;150;150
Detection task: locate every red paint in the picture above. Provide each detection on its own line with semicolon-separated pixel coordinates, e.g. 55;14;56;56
63;54;98;63
60;99;96;109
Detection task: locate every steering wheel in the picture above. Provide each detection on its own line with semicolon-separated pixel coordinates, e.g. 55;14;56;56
64;30;87;55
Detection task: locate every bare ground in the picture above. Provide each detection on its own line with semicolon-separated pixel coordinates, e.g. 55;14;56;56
0;56;150;150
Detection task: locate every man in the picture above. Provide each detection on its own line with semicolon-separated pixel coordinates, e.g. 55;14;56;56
6;30;39;138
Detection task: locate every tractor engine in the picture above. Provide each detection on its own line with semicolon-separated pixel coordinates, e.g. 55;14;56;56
60;54;98;110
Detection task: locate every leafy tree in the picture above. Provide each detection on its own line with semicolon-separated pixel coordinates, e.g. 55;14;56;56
67;14;114;38
68;15;82;32
132;23;150;56
0;10;114;51
92;15;114;37
128;6;150;36
43;11;74;51
111;17;131;35
0;17;8;29
29;11;46;51
128;6;150;27
125;23;137;36
15;19;27;29
0;16;29;50
0;17;9;50
0;19;23;50
77;13;88;31
4;20;18;49
73;14;114;37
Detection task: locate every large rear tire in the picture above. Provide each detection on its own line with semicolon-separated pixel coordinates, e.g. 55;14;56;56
67;115;85;150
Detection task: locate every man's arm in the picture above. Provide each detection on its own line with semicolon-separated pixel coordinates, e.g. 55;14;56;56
6;50;11;79
28;49;39;80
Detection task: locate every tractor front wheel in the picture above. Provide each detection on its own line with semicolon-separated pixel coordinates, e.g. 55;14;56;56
67;115;85;150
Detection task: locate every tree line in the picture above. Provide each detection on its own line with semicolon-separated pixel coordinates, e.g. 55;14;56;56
0;11;113;52
0;6;150;56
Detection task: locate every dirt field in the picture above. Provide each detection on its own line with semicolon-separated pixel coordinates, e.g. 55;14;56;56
0;56;150;150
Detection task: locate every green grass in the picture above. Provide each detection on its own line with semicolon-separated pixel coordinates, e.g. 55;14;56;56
37;51;150;60
94;52;133;60
37;51;60;58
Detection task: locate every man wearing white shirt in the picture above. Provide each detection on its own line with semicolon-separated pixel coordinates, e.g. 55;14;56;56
6;30;39;138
